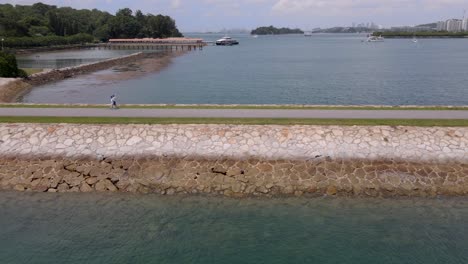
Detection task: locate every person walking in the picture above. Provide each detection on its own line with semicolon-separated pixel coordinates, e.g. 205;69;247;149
110;94;118;109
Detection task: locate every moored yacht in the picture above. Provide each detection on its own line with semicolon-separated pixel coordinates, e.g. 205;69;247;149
216;36;239;46
366;35;384;42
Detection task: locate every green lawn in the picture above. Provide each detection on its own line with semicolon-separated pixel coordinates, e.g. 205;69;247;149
21;68;43;76
0;116;467;126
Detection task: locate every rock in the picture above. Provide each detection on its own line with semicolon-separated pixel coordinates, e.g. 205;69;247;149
95;181;107;192
65;175;85;187
104;179;118;192
14;185;25;192
256;186;269;194
326;186;338;196
115;179;130;190
57;183;70;192
126;136;142;146
49;177;62;189
211;165;227;174
47;188;58;193
257;163;273;172
231;183;243;193
294;191;303;197
282;186;294;194
142;166;165;179
64;164;77;171
89;167;108;178
80;183;93;192
86;177;98;185
166;188;175;195
76;165;92;175
96;179;117;192
226;168;242;177
31;184;48;192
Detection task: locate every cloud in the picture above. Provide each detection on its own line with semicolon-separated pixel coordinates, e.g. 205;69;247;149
171;0;181;9
271;0;468;14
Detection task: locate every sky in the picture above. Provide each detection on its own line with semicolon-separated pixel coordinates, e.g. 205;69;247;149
2;0;468;32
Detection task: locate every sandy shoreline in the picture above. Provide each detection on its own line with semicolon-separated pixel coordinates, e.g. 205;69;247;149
96;51;187;82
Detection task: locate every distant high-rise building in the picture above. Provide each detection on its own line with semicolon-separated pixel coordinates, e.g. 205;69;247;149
462;18;468;31
446;19;462;32
436;21;446;31
436;21;447;31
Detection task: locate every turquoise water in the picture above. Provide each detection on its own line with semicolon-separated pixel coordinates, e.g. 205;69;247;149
21;34;468;105
1;192;468;263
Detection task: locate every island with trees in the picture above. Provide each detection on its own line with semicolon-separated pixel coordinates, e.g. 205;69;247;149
251;26;303;35
0;2;183;48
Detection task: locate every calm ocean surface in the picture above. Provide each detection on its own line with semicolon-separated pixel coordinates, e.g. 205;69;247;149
19;34;468;105
1;192;468;264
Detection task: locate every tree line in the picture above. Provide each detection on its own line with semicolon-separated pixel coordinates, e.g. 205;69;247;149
251;26;304;35
0;2;183;48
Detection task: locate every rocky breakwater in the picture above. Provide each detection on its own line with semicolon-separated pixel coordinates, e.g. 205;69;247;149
0;124;467;197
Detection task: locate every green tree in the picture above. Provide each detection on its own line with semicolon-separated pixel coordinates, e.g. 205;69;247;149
0;51;27;78
0;3;184;46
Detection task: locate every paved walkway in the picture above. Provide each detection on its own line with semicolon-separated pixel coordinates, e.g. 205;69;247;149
1;108;468;119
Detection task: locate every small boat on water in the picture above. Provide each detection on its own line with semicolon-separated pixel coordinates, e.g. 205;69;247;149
253;35;258;38
412;36;418;43
366;35;384;42
216;36;239;46
304;32;312;37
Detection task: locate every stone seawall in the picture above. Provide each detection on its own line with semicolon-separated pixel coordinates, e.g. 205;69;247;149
0;124;467;196
25;52;145;86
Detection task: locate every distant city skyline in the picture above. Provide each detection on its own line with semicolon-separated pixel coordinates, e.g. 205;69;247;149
2;0;468;32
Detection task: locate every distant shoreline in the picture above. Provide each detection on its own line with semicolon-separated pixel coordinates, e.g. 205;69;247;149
373;31;468;39
381;36;468;39
11;44;99;55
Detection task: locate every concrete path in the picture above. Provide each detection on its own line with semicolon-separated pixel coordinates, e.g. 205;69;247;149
1;108;468;119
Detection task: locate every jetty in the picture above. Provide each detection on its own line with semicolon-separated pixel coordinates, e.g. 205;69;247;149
99;37;207;51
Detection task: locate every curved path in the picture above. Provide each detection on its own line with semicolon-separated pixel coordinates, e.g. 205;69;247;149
0;108;468;119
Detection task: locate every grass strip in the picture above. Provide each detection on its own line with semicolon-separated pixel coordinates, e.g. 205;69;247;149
21;68;43;76
0;104;468;111
0;116;467;126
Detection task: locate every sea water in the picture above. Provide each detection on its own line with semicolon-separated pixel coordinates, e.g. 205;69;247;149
19;34;468;105
1;191;467;264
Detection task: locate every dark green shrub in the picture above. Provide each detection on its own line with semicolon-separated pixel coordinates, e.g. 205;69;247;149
0;51;26;78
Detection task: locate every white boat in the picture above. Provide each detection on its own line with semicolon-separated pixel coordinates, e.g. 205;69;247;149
304;32;312;37
412;37;418;43
253;35;258;38
367;35;384;42
216;36;239;46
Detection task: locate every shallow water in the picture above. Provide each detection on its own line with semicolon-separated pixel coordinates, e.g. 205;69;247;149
21;33;468;105
1;191;467;264
16;49;136;69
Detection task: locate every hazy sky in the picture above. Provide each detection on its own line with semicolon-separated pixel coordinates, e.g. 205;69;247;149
3;0;468;32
